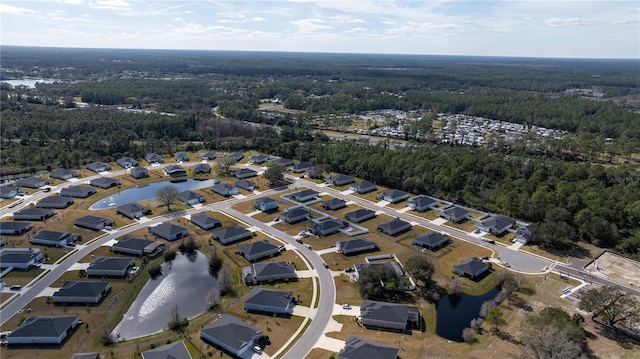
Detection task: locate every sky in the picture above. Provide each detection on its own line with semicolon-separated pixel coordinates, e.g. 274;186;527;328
1;0;638;59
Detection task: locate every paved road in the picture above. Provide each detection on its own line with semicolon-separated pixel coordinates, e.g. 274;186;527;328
554;263;640;297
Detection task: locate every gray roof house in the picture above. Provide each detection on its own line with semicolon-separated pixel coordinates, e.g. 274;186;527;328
0;221;33;235
60;185;96;198
291;161;313;173
248;154;269;164
31;230;75;247
52;281;112;304
0;185;20;198
164;164;187;177
309;219;344;237
228;152;245;162
305;166;323;179
279;207;311;224
49;168;77;180
440;206;470;223
321;198;347;210
237;240;280;262
377;189;409;203
193;163;211;174
190;212;222;230
6;316;80;345
243;288;294;315
408;195;437;212
360;300;420;332
235;179;257;191
200;315;263;357
230;168;258;179
337;238;378;255
211;182;239;197
89;177;121;189
477;215;516;235
212;226;252;245
349;180;377;194
36;195;74;209
145;153;164;164
271;157;294;166
201;151;219;160
175;151;189;162
177;190;205;205
16;176;48;189
516;225;535;244
74;215;114;230
412;232;449;250
345;208;376;223
327;174;355;186
453;257;490;279
377;218;412;236
13;208;55;221
151;222;189;241
112;237;165;257
71;352;101;359
130;166;149;179
0;248;44;269
290;189;319;202
117;202;151;219
116;156;138;168
338;335;399;359
252;260;297;283
86;162;111;173
254;197;278;212
142;340;192;359
87;257;135;277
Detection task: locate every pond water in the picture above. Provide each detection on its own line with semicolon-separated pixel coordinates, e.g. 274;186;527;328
90;178;216;210
435;286;500;342
2;79;57;88
112;251;216;340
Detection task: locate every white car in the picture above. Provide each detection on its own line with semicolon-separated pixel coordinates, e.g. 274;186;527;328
342;304;351;309
251;345;262;354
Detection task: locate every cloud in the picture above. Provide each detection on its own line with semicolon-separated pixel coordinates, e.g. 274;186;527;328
174;17;183;22
87;0;132;11
290;18;332;33
252;17;266;22
0;4;37;15
59;0;85;4
349;18;366;23
545;17;602;27
184;10;193;14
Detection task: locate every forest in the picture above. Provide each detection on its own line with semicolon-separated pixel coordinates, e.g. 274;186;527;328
1;45;639;258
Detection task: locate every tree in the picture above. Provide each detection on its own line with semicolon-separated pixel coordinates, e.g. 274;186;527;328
217;265;234;295
520;307;586;359
156;184;179;213
486;307;506;332
462;327;477;343
208;254;224;278
404;255;435;286
148;263;162;279
207;287;221;309
357;265;400;300
480;300;497;319
448;277;463;295
577;286;640;327
101;329;115;345
263;162;286;187
215;156;236;176
167;305;188;332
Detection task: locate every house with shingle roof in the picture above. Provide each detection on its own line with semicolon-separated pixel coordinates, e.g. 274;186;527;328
60;185;96;198
228;152;244;162
117;202;151;220
0;185;21;198
337;238;378;255
145;153;164;164
31;230;75;247
71;352;101;359
0;221;33;235
476;215;516;235
230;168;258;179
327;174;355;186
16;176;48;189
254;197;278;212
377;218;412;236
53;281;112;304
279;207;311;224
291;161;313;173
377;189;409;203
349;181;377;194
200;151;219;160
309;219;344;237
338;335;399;359
453;257;489;279
515;225;535;244
86;162;111;173
249;154;269;164
412;232;449;250
211;182;238;197
212;226;252;245
321;198;347;210
74;215;113;230
116;157;138;168
49;168;77;180
251;260;297;283
36;195;74;209
0;248;44;269
200;315;263;357
130;166;149;179
164;164;187;177
237;240;280;262
439;206;470;223
344;208;376;223
13;208;55;221
408;195;436;212
271;157;294;166
6;316;80;345
151;222;189;241
234;179;257;191
86;257;135;277
193;163;210;174
142;340;192;359
90;177;120;189
190;212;222;230
243;288;294;315
359;300;420;332
177;190;205;205
112;237;165;257
175;151;189;162
290;189;319;202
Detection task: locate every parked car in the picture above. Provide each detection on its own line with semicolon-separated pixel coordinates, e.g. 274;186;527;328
344;267;355;273
43;187;51;192
502;262;511;268
342;304;351;309
482;256;490;260
323;262;329;268
251;345;262;354
279;245;286;252
296;238;303;244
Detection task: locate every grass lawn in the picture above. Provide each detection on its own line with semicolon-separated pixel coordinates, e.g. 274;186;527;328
410;209;441;220
445;219;477;233
1;269;45;287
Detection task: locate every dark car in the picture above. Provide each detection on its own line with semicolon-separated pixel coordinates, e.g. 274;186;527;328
43;187;51;192
296;238;303;244
344;267;355;273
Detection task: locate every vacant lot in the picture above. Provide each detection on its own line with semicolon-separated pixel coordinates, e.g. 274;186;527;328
586;251;640;287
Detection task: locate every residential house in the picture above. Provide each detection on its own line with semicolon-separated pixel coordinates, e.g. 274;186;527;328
164;164;187;177
49;168;77;180
360;300;420;332
6;316;80;345
175;151;189;162
0;222;33;235
0;248;44;269
305;166;323;179
52;281;112;304
271;157;294;166
71;353;101;359
515;225;534;244
453;257;489;279
235;179;257;191
337;238;378;255
145;153;164;164
228;152;245;162
243;288;294;315
112;237;165;257
321;198;347;210
290;189;319;202
31;230;75;247
36;195;74;209
412;232;449;250
344;209;376;223
212;226;252;245
193;163;210;174
86;162;111;173
211;182;238;197
116;157;138;168
60;185;96;198
291;161;313;173
349;181;377;194
408;195;437;212
90;177;120;189
190;213;222;230
338;335;399;359
200;315;263;357
13;208;55;221
130;166;149;179
74;215;114;230
0;185;21;199
237;240;280;261
476;215;516;235
279;207;311;224
327;174;355;186
177;190;205;205
230;168;257;179
117;202;151;219
252;260;297;283
86;257;135;277
377;218;412;236
151;222;189;241
248;154;269;164
16;176;48;189
201;151;219;160
309;219;344;237
439;206;470;223
142;340;192;359
377;189;409;203
254;197;278;212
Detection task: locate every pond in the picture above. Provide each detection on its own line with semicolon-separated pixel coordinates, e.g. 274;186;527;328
112;251;217;340
90;178;217;210
2;79;57;88
435;286;500;342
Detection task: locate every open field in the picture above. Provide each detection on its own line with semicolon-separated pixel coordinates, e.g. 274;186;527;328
586;251;640;287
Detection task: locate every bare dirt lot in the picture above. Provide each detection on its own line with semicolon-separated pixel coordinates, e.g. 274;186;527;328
585;251;640;287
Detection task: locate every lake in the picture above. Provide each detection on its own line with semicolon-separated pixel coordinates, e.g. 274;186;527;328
90;178;217;210
112;251;216;340
435;286;500;342
2;79;57;88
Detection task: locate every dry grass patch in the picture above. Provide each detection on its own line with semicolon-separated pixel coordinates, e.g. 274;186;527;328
386;201;409;210
305;348;337;359
1;269;45;287
334;274;361;305
410;209;441;220
445;219;477;233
